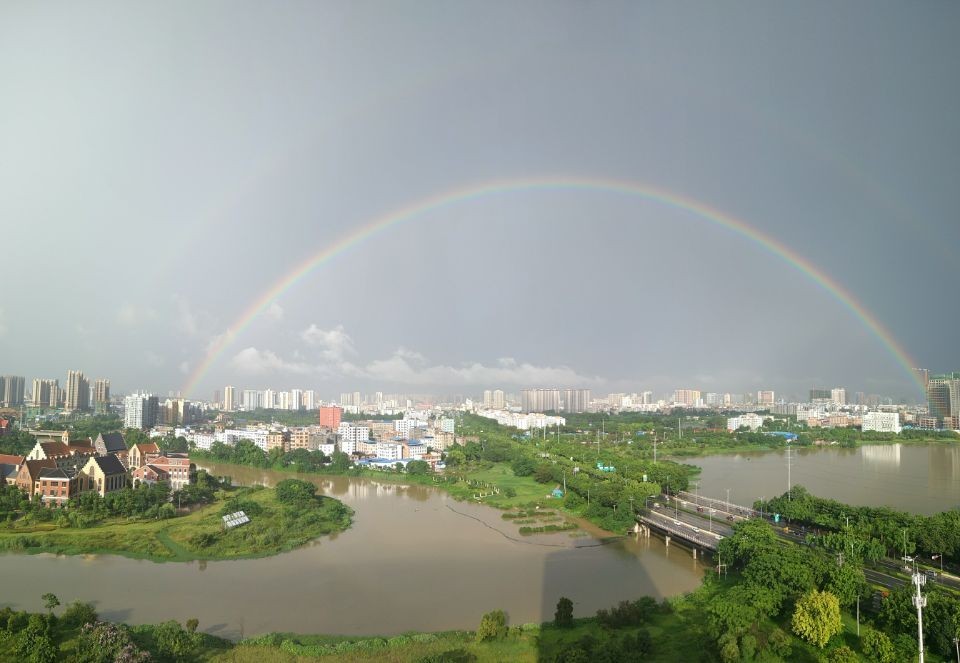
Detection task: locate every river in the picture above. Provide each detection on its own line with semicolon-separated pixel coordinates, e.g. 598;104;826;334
687;443;960;515
0;463;704;639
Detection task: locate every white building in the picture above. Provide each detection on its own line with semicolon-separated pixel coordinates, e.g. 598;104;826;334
727;412;766;432
338;423;370;445
862;411;901;434
375;442;404;460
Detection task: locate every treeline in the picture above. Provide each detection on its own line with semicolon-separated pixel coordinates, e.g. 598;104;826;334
0;596;226;662
764;485;960;565
708;518;960;661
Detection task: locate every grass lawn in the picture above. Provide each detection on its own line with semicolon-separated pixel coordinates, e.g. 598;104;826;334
0;485;352;562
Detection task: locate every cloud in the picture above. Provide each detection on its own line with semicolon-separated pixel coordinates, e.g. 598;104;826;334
116;304;158;326
145;351;165;367
265;302;284;321
0;307;6;336
179;361;190;375
172;294;217;337
360;351;597;386
300;324;356;361
230;347;312;375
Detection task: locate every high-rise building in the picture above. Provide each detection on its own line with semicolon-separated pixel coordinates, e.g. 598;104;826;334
809;388;831;401
757;391;775;407
641;391;654;405
913;368;930;391
223;386;236;411
290;389;303;410
563;388;591;413
262;389;276;409
673;389;701;407
521;388;560;413
65;370;90;411
483;390;493;408
319;405;343;429
831;387;846;406
303;390;317;410
124;393;159;429
492;389;506;409
93;379;110;412
32;378;54;407
928;373;960;421
0;375;25;407
242;390;260;410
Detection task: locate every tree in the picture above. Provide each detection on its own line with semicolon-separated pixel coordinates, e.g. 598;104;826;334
475;609;508;642
41;593;59;614
274;478;317;505
185;617;199;633
406;460;430;475
825;563;867;608
554;597;574;628
15;614;57;663
824;645;858;662
511;457;536;477
791;590;841;649
154;620;197;661
61;601;98;627
861;628;895;663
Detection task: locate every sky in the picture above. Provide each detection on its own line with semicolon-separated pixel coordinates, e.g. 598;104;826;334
1;1;957;403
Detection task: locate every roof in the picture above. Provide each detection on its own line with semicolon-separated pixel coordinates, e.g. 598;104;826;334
89;454;127;476
22;459;57;479
134;442;159;454
38;467;71;480
69;438;94;449
39;441;70;457
0;454;24;465
97;432;127;453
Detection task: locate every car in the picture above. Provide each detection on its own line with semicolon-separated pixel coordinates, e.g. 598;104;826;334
697;506;704;513
726;515;734;521
692;527;700;533
674;520;681;526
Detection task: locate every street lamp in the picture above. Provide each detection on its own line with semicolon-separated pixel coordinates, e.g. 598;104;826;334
933;554;943;574
709;508;714;532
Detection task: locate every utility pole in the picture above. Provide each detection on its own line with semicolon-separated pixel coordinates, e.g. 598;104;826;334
726;488;731;512
562;471;567;496
912;569;927;663
856;595;860;636
653;436;658;464
787;444;792;500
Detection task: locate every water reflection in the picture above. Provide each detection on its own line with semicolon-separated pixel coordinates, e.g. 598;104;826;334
691;444;960;515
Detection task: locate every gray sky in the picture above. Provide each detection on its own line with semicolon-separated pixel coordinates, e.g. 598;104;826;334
1;1;957;402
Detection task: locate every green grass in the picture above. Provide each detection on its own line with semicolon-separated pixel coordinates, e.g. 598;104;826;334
0;486;352;562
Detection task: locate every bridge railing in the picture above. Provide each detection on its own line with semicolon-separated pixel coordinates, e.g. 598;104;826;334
675;491;758;519
639;511;719;551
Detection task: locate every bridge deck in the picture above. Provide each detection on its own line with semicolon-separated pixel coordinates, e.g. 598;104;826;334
638;511;720;551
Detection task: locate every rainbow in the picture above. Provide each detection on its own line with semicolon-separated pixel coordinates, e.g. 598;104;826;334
182;176;921;396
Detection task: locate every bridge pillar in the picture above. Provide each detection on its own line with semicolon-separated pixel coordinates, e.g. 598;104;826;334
664;535;670;547
693;548;697;559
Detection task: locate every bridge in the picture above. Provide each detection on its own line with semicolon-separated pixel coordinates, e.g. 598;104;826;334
675;490;759;520
637;509;723;552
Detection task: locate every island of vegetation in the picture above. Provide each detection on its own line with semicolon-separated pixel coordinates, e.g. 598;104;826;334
0;474;352;562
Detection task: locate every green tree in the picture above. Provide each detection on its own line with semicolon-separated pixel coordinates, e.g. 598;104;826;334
825;562;867;608
824;645;858;662
15;614;57;663
554;596;574;628
185;617;199;633
153;620;197;661
274;478;317;505
41;593;59;614
861;627;895;663
406;460;430;475
511;457;536;477
475;609;508;642
791;590;841;649
61;601;98;627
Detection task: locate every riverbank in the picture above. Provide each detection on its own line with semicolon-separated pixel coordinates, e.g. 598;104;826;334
0;482;352;562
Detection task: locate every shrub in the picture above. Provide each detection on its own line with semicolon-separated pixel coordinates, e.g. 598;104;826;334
476;609;508;642
61;601;98;628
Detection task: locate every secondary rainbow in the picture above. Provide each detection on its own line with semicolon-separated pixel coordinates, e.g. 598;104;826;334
182;176;921;396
